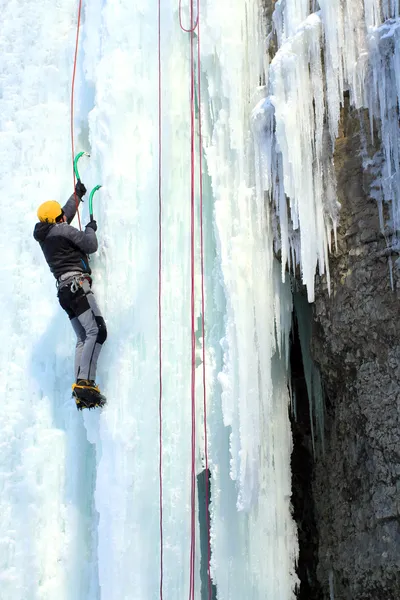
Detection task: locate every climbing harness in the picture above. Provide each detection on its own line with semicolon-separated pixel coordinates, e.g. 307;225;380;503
57;271;92;293
70;277;82;294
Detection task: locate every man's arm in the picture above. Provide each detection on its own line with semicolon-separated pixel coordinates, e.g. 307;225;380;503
62;181;87;224
59;223;98;254
62;193;81;224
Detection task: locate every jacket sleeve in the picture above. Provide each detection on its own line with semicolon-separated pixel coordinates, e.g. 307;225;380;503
58;223;98;254
62;193;82;224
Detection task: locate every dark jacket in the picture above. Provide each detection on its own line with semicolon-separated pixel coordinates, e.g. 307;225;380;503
33;194;98;279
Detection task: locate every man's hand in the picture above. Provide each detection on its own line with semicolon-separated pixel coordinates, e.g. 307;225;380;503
75;180;87;199
86;219;97;232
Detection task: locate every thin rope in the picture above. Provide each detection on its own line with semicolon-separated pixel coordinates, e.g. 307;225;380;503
71;0;83;230
158;0;164;597
196;10;212;598
179;0;212;597
179;0;199;32
184;1;197;597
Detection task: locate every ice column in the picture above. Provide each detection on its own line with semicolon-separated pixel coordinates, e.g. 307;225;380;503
83;1;203;597
201;0;298;597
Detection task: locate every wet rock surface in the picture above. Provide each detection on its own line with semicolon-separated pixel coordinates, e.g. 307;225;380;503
311;100;400;599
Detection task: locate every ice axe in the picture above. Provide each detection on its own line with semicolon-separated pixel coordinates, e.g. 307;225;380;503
88;185;102;221
74;152;102;220
73;151;90;181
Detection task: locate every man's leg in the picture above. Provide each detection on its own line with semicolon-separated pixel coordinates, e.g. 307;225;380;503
58;280;107;383
70;317;86;380
76;280;107;382
58;285;86;379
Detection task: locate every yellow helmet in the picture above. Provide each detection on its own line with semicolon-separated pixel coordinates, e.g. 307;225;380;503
37;201;63;223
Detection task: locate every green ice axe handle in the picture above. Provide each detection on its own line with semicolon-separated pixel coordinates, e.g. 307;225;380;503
89;185;102;220
73;151;90;181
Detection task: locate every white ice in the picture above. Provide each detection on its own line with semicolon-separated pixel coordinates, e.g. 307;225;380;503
0;1;298;599
252;0;400;307
5;0;398;597
366;17;400;238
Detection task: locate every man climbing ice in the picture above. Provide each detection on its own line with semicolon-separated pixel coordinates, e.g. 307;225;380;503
33;181;107;410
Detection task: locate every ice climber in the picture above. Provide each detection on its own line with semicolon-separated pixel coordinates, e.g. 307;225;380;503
33;182;107;409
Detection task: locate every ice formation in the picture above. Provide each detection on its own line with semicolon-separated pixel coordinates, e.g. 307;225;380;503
1;0;399;598
0;1;297;598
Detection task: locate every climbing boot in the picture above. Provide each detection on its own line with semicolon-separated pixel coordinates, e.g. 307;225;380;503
72;379;106;410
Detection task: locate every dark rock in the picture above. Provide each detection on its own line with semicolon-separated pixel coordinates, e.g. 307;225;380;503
311;96;400;599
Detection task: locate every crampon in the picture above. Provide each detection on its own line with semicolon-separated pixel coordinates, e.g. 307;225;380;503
72;380;107;411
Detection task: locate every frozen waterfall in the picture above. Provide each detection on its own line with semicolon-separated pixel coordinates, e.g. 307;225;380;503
0;1;296;599
1;0;399;598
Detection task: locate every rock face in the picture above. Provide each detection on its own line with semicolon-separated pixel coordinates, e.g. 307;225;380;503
259;2;400;596
311;98;400;598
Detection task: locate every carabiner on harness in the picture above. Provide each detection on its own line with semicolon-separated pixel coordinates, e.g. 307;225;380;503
70;278;81;294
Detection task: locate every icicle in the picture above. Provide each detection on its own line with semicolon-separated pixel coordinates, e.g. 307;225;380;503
366;20;400;242
363;0;382;29
201;2;299;596
329;569;336;600
318;0;366;137
273;0;312;45
267;13;336;301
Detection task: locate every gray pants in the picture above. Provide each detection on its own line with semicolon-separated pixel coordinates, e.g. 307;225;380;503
58;278;107;382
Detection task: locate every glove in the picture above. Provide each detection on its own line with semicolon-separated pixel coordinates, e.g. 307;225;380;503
86;219;97;232
75;180;87;199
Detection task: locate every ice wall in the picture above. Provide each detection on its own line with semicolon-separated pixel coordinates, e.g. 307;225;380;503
0;1;99;599
199;3;298;596
8;0;400;598
11;0;400;595
0;0;300;599
84;0;298;597
83;2;205;597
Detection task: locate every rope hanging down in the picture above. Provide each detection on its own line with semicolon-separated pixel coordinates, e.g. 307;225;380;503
196;12;212;600
70;0;83;231
178;1;212;598
158;0;164;598
188;3;197;598
178;0;199;32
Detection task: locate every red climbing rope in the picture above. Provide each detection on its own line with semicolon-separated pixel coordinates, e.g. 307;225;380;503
158;0;164;597
70;0;83;231
188;3;197;596
196;11;213;599
178;0;199;32
158;1;164;599
178;1;212;597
